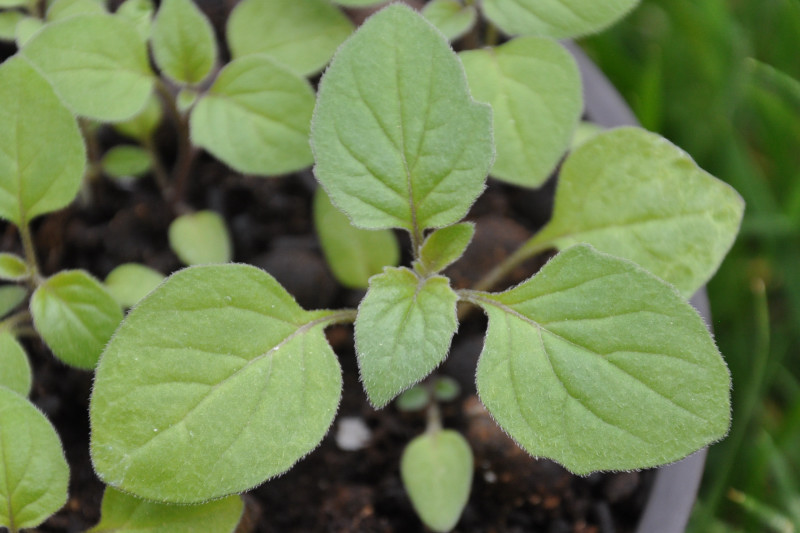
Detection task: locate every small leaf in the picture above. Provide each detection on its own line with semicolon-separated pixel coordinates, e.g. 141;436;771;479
571;121;604;149
355;267;458;407
227;0;353;77
116;0;155;41
190;55;315;176
422;0;477;41
176;87;198;113
88;487;243;532
14;17;42;48
101;146;151;179
332;0;386;6
151;0;217;85
0;253;28;281
396;385;429;412
90;264;343;502
104;263;165;307
313;187;400;289
47;0;106;21
0;56;85;226
418;223;475;274
525;128;745;297
460;37;582;187
31;270;123;369
312;5;492;232
0;386;69;530
113;91;162;141
168;211;232;266
469;244;731;473
22;13;155;121
433;376;460;402
401;429;473;532
481;0;640;39
0;332;31;396
0;286;27;320
0;11;25;41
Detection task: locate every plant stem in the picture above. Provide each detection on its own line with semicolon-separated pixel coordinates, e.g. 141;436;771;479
318;308;358;328
0;311;31;335
19;222;41;287
485;22;499;46
143;137;172;196
425;401;443;435
154;79;198;210
471;239;552;293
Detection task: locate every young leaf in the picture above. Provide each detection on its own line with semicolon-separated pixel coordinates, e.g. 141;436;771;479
88;487;243;533
460;37;582;188
480;0;640;39
176;87;198;113
312;4;493;234
227;0;353;77
0;332;32;397
433;376;460;402
30;270;123;369
0;386;69;530
0;11;25;41
190;55;315;176
355;267;458;407
46;0;106;21
313;187;400;289
151;0;217;85
468;244;731;474
525;128;745;297
422;0;477;42
113;91;162;141
0;253;28;281
14;16;42;46
0;286;27;319
116;0;154;42
104;263;165;307
22;13;155;121
571;121;604;149
90;264;343;503
396;385;429;412
101;146;151;179
401;429;473;532
331;0;385;6
418;223;475;274
0;56;85;226
168;211;232;266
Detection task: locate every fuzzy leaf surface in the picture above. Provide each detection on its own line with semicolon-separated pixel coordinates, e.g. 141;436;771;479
0;386;69;530
421;0;477;41
102;146;151;179
168;211;232;266
104;263;165;307
418;222;475;274
117;0;155;41
0;253;27;281
0;333;31;396
190;55;315;176
355;267;458;407
90;264;343;503
151;0;217;85
312;4;492;233
470;244;731;474
526;128;745;297
0;286;26;320
46;0;106;21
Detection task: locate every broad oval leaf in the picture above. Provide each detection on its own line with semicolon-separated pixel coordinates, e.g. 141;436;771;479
481;0;640;39
0;386;69;530
525;127;745;297
88;487;243;532
114;91;162;141
422;0;477;42
469;244;731;474
312;4;493;233
0;56;85;226
0;332;31;397
22;13;155;121
227;0;353;77
168;211;232;266
31;270;123;369
401;429;473;532
151;0;217;85
190;55;315;176
102;146;151;179
90;264;343;502
0;253;28;281
0;286;27;320
355;267;458;407
117;0;155;42
418;222;475;274
104;263;165;308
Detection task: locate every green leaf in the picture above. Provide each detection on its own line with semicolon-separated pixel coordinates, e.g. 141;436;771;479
525;128;745;297
0;286;27;320
31;270;123;369
151;0;217;85
480;0;640;39
14;16;42;46
102;145;151;179
0;56;85;226
190;55;315;176
0;0;27;7
113;91;162;141
433;376;460;402
0;332;31;397
396;385;429;412
88;487;243;532
104;263;165;308
227;0;353;77
0;253;28;281
0;11;25;41
421;0;477;41
468;244;731;474
571;121;604;149
418;223;475;274
116;0;154;42
0;386;69;530
168;211;232;266
46;0;106;21
401;429;473;532
355;267;458;407
460;37;582;187
176;87;198;113
331;0;385;6
22;13;155;121
314;187;399;289
90;264;343;502
311;4;493;233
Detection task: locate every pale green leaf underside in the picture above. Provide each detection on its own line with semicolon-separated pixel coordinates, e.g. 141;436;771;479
88;487;243;532
90;264;343;503
168;211;232;266
102;145;151;179
313;187;399;289
460;37;581;188
22;13;155;121
104;263;165;308
481;0;640;39
227;0;353;77
422;0;477;42
0;332;31;397
0;57;85;226
355;267;458;407
527;127;745;297
0;386;69;530
190;55;315;176
0;11;25;41
0;286;27;320
312;4;493;232
419;222;475;274
472;244;731;474
31;270;123;369
0;253;28;281
151;0;217;85
401;430;473;533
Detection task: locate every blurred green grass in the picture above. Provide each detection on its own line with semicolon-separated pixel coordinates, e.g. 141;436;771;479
579;1;800;530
